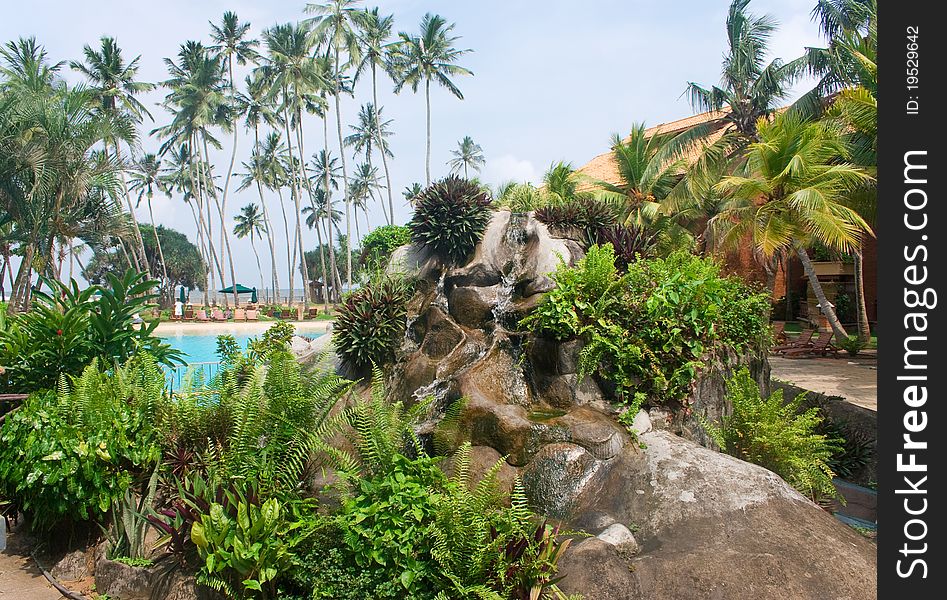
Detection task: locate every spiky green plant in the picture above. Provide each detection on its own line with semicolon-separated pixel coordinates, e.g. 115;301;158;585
333;275;414;373
409;175;493;263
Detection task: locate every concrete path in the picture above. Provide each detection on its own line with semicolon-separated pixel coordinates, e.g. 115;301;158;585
769;354;877;411
0;521;63;599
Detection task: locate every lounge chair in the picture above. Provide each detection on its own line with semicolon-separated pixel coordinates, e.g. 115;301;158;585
234;308;246;321
212;309;226;321
195;309;210;322
772;329;815;353
307;307;319;320
784;333;838;358
246;309;259;321
184;308;195;321
771;322;787;344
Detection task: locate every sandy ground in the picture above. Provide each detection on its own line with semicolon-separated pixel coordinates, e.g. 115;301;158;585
0;521;63;600
154;320;333;336
769;354;877;411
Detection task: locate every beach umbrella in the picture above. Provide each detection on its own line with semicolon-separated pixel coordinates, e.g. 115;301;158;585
218;283;255;294
251;288;258;303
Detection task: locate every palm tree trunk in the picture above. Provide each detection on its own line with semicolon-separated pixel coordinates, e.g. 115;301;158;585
146;196;169;291
253;126;281;304
853;245;871;343
111;141;151;277
333;60;352;294
324;116;343;304
296;122;330;314
202;134;238;307
794;242;849;340
425;79;432;186
219;61;242;307
10;245;33;310
282;95;308;308
293;111;319;311
371;64;395;225
277;188;294;306
249;234;265;301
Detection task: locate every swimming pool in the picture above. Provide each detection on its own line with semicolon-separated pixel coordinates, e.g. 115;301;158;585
158;324;327;364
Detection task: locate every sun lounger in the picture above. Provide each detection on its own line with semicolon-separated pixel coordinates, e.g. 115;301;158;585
772;322;787;344
234;308;246;321
772;329;815;353
212;309;226;321
307;307;319;320
195;309;209;322
184;308;195;321
783;333;838;358
246;309;259;321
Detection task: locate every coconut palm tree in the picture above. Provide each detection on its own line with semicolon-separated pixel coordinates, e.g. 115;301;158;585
349;161;382;236
70;35;155;276
710;112;873;341
403;182;423;205
310;147;344;301
354;7;398;224
306;0;363;293
345;102;394;223
128;153;170;287
390;13;473;186
209;11;259;306
233;203;268;300
685;0;803;146
447;135;485;179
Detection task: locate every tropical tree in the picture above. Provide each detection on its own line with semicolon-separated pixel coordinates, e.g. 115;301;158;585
685;0;803;146
128;153;170;287
354;7;398;226
306;0;362;293
209;11;259;306
345;102;394;223
233;203;268;301
710;113;873;340
390;13;473;186
69;35;155;276
349;161;382;237
447;135;484;179
403;182;423;205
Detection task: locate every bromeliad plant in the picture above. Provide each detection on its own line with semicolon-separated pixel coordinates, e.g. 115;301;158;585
409;176;493;263
333;275;414;373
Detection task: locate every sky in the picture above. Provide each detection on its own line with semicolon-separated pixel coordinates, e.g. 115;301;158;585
1;0;825;293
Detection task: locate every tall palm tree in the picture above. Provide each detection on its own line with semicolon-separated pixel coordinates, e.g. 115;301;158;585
236;73;282;301
259;132;295;304
685;0;803;145
390;13;473;186
344;102;394;223
542;161;581;204
70;35;155;277
310;147;343;301
447;135;484;178
306;0;363;293
350;161;382;236
258;22;328;307
403;182;423;205
710;113;873;340
233;203;268;299
209;11;259;306
128;153;170;287
354;7;398;224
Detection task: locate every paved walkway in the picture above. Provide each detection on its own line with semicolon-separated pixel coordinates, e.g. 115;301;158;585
769;354;877;411
0;521;63;600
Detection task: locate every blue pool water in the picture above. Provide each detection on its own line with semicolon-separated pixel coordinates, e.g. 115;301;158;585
160;328;324;364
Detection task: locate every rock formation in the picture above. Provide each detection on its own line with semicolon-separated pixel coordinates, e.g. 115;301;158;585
382;210;876;599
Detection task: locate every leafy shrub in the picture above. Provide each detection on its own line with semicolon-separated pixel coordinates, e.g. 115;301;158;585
701;368;841;500
0;270;183;393
522;247;771;405
333;275;413;372
535;198;617;245
818;419;874;480
838;335;866;356
494;182;551;213
360;225;412;271
409;175;493;263
596;224;659;268
0;355;165;530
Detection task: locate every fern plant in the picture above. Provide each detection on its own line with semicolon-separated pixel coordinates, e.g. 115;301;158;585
701;368;842;501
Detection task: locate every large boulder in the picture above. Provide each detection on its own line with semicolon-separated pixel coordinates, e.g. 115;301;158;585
557;431;877;600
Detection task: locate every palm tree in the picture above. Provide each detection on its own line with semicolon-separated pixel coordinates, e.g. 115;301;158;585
128;153;170;287
258;22;329;307
236;73;282;301
345;103;394;223
306;0;363;293
685;0;803;145
447;135;485;178
350;161;382;236
70;35;156;277
354;7;398;224
710;113;873;340
542;161;581;204
259;132;295;304
390;13;473;186
403;182;423;205
233;203;268;299
209;11;259;306
309;148;343;300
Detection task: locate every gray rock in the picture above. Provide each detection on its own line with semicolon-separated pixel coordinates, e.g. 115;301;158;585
521;443;606;521
630;409;652;435
596;523;639;554
50;549;90;581
447;285;498;328
557;538;639;600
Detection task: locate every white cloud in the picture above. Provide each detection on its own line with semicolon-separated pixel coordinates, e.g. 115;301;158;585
482;155;540;186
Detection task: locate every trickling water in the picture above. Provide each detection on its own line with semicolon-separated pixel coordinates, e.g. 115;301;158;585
492;213;530;325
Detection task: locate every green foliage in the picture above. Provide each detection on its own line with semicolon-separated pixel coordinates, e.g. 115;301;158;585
837;335;865;356
522;247;770;406
333;276;413;373
107;465;161;560
494;182;552;213
534;198;618;246
409;175;493;263
248;321;295;361
0;355;165;530
0;270;183;393
701;368;841;500
360;225;412;271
